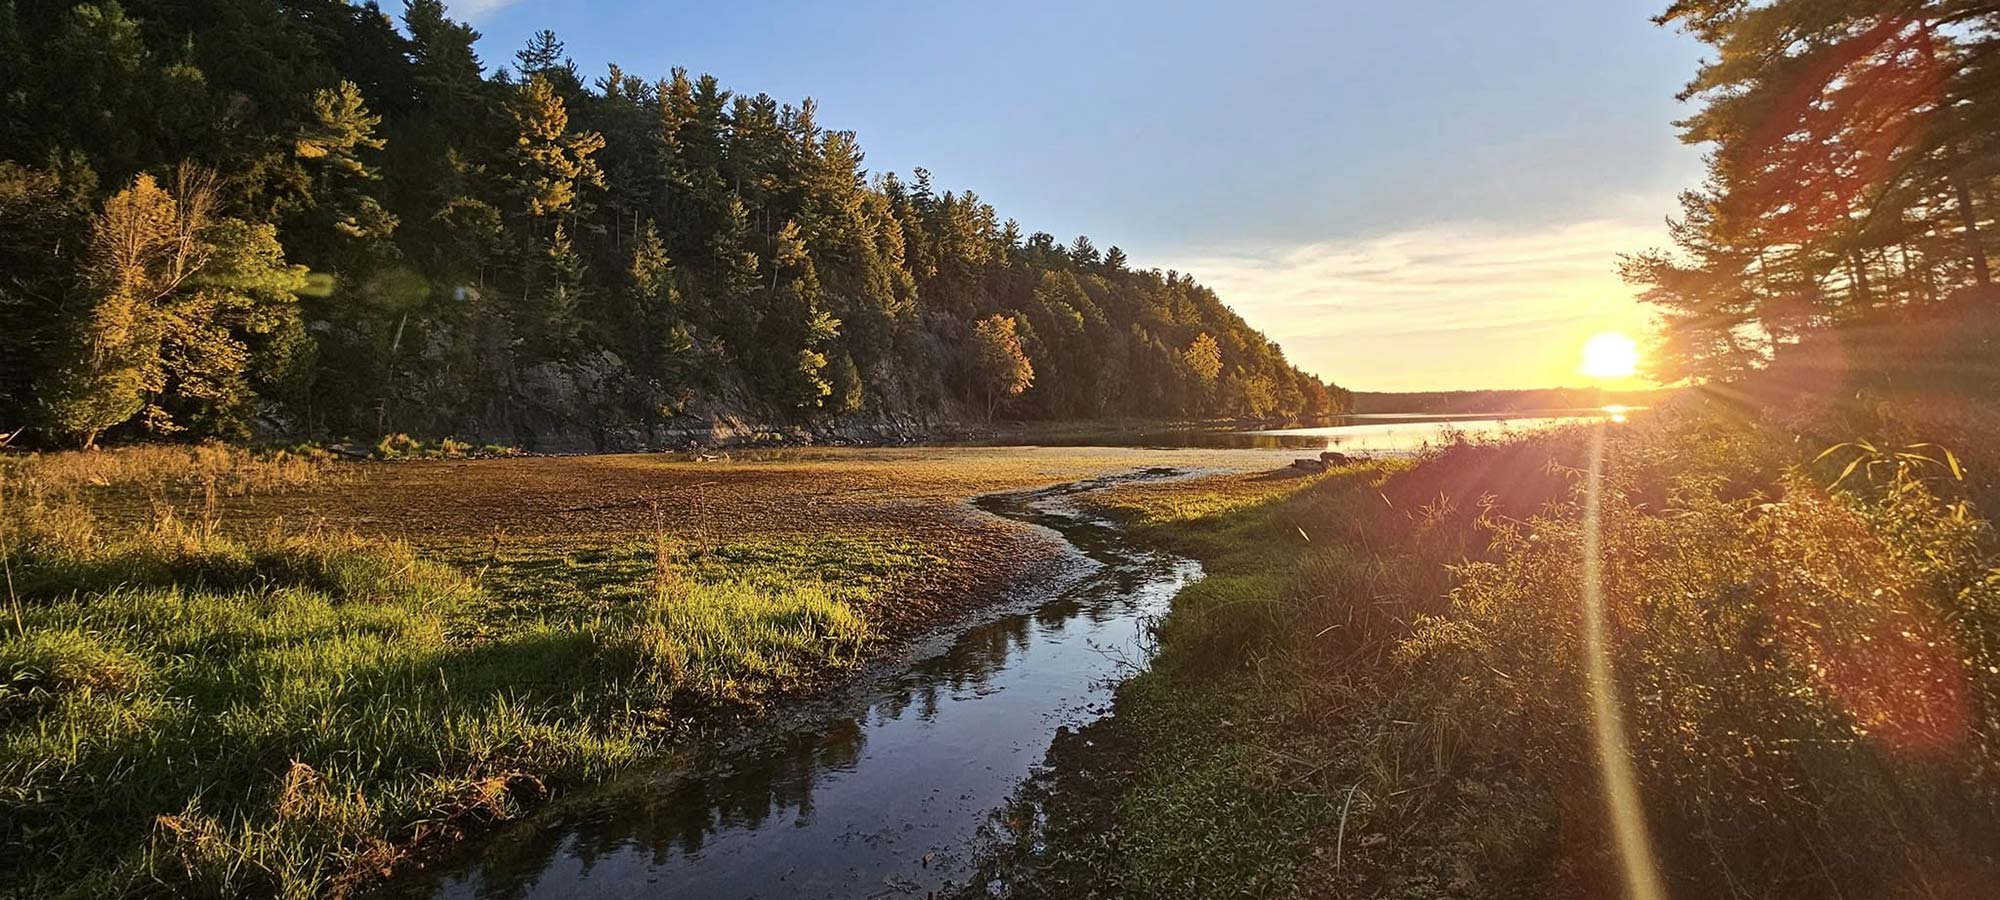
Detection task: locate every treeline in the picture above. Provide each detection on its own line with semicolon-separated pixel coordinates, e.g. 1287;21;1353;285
1625;0;2000;386
1351;387;1673;416
0;1;1346;449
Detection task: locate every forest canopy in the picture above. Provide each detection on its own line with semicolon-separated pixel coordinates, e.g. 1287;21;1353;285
0;1;1347;448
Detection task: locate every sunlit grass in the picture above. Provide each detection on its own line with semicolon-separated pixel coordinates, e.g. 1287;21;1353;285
0;446;899;898
1001;400;2000;898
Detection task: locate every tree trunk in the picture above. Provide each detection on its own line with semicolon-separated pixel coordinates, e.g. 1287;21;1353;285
1849;252;1871;307
1955;177;1992;289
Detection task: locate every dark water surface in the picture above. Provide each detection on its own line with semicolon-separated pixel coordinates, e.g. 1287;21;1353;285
386;474;1200;900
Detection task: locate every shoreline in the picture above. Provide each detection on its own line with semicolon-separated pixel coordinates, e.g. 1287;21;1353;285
372;467;1204;897
260;416;1334;461
1;444;1294;897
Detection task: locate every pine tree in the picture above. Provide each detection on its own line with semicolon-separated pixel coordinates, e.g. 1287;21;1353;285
514;29;578;88
534;223;587;355
293;80;398;259
827;350;864;414
0;154;97;406
403;0;486;113
1183;332;1223;383
998;219;1023;256
506;75;606;223
710;192;762;341
1068;235;1100;268
1629;0;2000;382
627;221;693;383
767;219;839;407
34;173;181;446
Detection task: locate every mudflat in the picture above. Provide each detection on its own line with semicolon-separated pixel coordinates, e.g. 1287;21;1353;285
226;445;1297;639
3;442;1299;898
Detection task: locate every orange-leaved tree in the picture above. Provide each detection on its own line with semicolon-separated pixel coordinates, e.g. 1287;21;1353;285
971;314;1033;423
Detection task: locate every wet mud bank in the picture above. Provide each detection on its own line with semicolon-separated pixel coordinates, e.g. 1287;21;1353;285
376;468;1202;900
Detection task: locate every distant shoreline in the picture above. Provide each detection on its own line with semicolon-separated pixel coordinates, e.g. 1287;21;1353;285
1351;386;1674;415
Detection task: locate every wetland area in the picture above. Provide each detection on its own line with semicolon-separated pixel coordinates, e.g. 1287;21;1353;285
0;412;1603;898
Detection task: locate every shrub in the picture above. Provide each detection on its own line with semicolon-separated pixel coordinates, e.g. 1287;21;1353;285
1397;414;2000;896
372;433;423;459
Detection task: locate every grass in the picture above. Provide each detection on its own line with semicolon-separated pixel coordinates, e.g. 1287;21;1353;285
0;447;900;898
1;441;1295;898
985;396;2000;899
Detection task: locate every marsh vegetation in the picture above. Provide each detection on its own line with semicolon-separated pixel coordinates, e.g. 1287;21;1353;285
0;447;988;897
0;442;1307;898
978;393;2000;899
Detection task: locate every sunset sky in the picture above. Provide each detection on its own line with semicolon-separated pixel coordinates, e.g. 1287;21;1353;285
451;0;1706;391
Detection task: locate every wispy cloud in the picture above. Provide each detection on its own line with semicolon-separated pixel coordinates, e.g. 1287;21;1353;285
449;0;526;20
1161;219;1669;391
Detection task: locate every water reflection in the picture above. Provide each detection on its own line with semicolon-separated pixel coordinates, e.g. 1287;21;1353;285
1251;411;1614;453
390;478;1199;900
989;409;1623;453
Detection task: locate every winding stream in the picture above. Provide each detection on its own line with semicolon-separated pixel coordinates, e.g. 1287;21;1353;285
386;471;1201;900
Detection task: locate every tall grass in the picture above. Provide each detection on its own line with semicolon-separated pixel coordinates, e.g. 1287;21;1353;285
0;442;335;500
0;446;877;898
1393;413;2000;897
1036;399;2000;898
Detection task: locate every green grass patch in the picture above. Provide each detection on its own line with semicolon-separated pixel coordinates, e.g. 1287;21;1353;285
0;447;918;898
445;534;939;629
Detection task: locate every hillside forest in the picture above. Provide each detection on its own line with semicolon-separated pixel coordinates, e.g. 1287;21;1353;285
0;1;1349;449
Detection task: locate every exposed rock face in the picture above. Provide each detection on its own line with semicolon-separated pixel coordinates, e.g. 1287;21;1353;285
334;349;984;452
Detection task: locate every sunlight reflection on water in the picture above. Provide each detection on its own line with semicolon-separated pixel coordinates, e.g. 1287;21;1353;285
1250;409;1627;454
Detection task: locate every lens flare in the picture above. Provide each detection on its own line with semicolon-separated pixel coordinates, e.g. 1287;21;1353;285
1582;424;1668;900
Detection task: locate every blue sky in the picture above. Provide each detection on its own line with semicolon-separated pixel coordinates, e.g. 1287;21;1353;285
450;0;1708;391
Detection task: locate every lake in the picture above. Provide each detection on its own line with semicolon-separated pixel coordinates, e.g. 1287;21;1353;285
1001;407;1629;453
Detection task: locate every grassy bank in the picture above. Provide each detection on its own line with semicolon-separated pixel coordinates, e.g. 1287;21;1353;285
983;396;2000;898
0;447;901;898
0;442;1302;898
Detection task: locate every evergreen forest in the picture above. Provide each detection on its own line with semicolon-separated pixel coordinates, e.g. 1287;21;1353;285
0;1;1348;449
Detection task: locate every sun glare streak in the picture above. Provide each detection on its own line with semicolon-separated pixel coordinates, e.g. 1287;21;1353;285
1582;424;1668;900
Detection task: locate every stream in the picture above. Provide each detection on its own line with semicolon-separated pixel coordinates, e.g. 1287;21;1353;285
385;471;1201;900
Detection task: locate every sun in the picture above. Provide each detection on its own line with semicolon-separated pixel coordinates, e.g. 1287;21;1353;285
1580;331;1640;380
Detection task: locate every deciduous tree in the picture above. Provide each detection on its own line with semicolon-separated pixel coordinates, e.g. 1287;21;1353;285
971;314;1033;423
